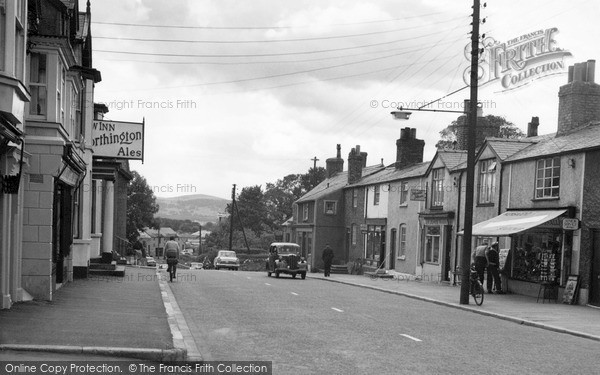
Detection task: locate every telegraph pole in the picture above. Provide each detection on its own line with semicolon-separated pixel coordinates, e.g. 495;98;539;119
460;0;482;305
229;184;236;251
310;156;319;188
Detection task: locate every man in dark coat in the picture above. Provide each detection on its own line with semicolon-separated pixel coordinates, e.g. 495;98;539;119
486;242;504;294
322;244;334;277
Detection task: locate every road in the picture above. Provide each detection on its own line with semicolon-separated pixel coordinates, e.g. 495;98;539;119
169;269;600;374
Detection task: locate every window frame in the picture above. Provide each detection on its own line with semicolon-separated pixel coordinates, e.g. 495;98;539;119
302;203;309;221
535;157;560;199
423;225;441;264
373;184;380;205
28;52;48;117
324;200;337;215
398;224;407;259
431;168;444;207
478;159;497;204
399;181;409;205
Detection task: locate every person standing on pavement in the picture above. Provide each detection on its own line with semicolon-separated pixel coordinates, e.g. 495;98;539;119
471;241;488;285
486;242;504;294
322;244;334;277
163;237;180;282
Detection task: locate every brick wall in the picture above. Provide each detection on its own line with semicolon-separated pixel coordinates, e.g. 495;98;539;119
580;150;600;289
395;128;424;169
557;81;600;136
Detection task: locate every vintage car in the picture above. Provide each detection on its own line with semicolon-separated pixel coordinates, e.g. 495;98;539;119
266;242;307;279
213;250;240;270
145;257;157;267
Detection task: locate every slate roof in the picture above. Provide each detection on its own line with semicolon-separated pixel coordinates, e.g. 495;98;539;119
144;227;178;238
435;150;468;172
504;122;600;163
485;137;540;161
348;161;430;188
296;165;384;203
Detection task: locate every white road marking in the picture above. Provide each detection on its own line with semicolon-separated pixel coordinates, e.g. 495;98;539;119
331;307;344;313
265;283;271;286
247;277;251;280
291;292;299;296
400;334;422;342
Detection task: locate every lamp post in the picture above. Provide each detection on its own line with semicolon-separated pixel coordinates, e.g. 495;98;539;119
391;0;481;305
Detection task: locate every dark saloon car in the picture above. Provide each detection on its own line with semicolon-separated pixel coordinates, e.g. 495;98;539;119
266;242;307;279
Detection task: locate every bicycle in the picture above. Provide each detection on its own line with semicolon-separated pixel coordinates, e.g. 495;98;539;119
456;265;484;305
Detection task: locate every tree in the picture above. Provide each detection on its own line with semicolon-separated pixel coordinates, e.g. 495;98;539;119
126;171;159;244
435;115;525;149
232;185;270;235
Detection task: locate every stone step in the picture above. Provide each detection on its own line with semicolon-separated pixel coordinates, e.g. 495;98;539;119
89;265;126;277
89;261;117;270
330;265;348;274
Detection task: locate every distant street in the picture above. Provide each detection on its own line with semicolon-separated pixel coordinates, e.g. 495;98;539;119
168;269;600;375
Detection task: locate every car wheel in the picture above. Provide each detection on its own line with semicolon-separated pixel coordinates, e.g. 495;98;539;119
301;273;306;280
215;267;219;270
292;273;297;279
267;271;271;277
275;272;280;278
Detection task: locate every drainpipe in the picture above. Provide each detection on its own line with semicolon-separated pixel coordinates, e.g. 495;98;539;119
453;170;464;285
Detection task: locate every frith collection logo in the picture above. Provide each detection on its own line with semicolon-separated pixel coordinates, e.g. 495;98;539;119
464;27;572;92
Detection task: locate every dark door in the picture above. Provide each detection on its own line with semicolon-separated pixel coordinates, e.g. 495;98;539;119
442;225;453;282
345;228;350;262
591;229;600;306
389;229;396;270
52;183;73;284
379;230;386;268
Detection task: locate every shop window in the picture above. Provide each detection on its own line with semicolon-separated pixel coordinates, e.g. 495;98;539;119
29;53;47;116
424;226;440;263
511;232;562;284
373;185;380;205
324;200;337;215
478;159;496;204
431;168;444;207
535;157;560;198
398;224;407;259
399;182;409;205
364;225;383;262
352;188;358;208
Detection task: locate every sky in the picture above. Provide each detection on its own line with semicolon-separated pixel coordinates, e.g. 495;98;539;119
87;0;600;200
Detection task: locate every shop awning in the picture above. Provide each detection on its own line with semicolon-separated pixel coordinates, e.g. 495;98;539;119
466;209;567;236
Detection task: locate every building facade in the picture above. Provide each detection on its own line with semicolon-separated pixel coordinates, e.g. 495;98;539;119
0;0;30;309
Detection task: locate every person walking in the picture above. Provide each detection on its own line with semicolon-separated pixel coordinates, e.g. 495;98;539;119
486;242;504;294
322;244;334;277
471;241;488;285
163;236;180;282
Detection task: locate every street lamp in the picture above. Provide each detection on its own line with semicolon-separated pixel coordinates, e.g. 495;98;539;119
391;0;482;305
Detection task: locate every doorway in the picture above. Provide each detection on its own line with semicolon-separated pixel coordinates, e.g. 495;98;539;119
591;229;600;306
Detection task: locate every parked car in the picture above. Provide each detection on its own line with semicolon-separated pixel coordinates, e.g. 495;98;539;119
214;250;240;270
266;242;307;279
181;249;193;256
146;257;157;267
189;262;203;270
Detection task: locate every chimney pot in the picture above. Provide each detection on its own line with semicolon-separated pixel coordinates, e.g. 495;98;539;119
527;116;539;137
587;60;596;83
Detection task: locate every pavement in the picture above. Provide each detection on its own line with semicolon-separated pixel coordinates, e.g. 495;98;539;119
1;266;599;363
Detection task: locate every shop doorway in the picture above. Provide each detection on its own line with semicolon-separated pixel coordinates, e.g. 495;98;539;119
389;229;397;270
52;183;73;285
591;229;600;306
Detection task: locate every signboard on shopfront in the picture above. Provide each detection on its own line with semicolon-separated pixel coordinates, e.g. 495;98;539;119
562;218;579;230
410;189;426;201
91;119;145;161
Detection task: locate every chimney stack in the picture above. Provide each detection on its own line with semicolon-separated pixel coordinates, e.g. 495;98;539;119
325;144;344;178
454;113;500;150
348;145;365;184
527;117;539;137
557;60;600;136
395;127;425;169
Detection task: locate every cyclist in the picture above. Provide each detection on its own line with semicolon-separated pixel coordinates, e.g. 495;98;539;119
163;236;180;282
471;241;488;285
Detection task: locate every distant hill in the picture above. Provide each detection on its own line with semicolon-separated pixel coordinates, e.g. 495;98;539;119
155;194;229;223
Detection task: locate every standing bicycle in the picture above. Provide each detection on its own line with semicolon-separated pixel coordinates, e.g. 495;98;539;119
456;265;484;305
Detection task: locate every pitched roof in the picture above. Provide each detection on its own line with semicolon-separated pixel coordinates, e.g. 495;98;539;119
485;137;539;161
296;164;383;203
144;227;178;238
435;150;468;172
348;161;429;187
505;122;600;163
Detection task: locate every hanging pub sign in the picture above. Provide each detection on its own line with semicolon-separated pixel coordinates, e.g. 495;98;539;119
91;119;145;161
562;218;580;230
